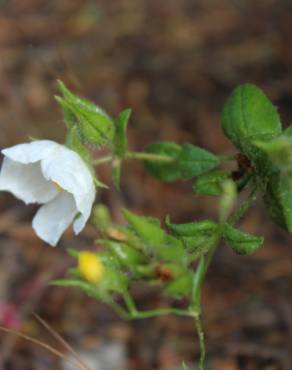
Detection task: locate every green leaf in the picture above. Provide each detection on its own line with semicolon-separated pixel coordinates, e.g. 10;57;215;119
166;217;218;258
144;142;182;182
222;223;264;254
164;272;192;297
56;81;115;147
122;209;187;263
122;209;165;247
177;143;219;180
222;83;282;151
114;109;131;158
102;240;146;268
99;268;128;295
193;170;229;196
144;142;219;182
166;217;218;237
263;172;292;232
157;235;187;263
189;233;219;260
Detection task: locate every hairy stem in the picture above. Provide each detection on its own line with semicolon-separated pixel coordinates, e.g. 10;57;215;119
194;315;206;370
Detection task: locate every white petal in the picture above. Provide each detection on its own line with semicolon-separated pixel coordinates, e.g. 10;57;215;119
2;140;59;164
0;157;59;204
32;192;77;246
40;145;95;234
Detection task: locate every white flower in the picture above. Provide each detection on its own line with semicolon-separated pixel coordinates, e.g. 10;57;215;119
0;140;96;246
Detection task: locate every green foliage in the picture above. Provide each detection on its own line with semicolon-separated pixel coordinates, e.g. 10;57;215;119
166;218;218;237
122;209;165;248
66;126;92;166
111;109;132;188
114;109;131;158
145;142;219;182
255;128;292;174
164;272;193;297
165;218;219;259
221;83;282;152
122;209;187;263
193;170;229;196
221;84;283;180
144;142;182;182
178;144;220;180
263;172;292;231
222;223;264;254
100;240;146;270
56;81;115;147
49;81;292;370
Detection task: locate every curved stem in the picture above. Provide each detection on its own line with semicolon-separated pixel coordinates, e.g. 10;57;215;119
123;291;193;319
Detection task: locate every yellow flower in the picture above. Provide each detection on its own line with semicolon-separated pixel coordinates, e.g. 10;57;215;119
78;252;105;284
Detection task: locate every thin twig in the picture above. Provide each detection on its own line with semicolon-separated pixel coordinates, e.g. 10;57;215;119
0;326;87;370
33;313;91;370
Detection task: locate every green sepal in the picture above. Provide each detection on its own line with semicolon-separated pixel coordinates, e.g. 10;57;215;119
193;170;229;196
166;217;218;237
164;272;192;298
98;268;128;296
165;218;218;260
222;223;264;254
157;235;187;263
114;109;131;158
100;240;146;269
122;209;164;248
122;209;187;263
56;81;115;147
66;126;92;166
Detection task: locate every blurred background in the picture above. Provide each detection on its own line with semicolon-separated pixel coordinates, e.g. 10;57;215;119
0;1;292;369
